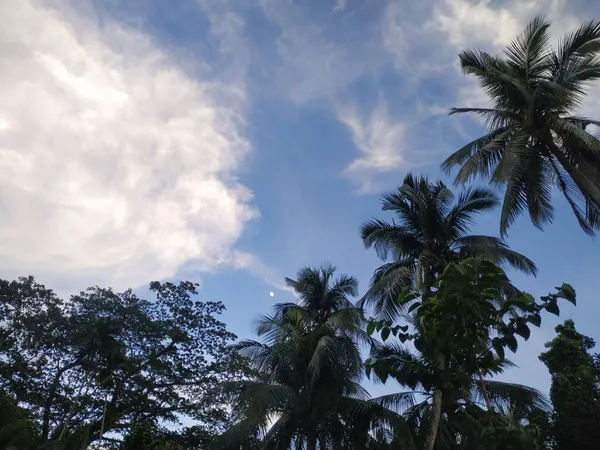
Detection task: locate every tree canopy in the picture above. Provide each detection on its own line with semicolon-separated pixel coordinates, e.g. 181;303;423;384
539;320;600;450
0;276;243;449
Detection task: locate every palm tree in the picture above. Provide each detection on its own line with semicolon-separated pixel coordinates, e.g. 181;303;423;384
218;265;400;450
360;174;537;450
367;343;549;450
360;173;536;321
442;16;600;235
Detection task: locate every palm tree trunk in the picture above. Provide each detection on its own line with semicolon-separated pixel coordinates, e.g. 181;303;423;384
306;431;317;450
478;371;493;411
421;267;444;450
423;353;444;450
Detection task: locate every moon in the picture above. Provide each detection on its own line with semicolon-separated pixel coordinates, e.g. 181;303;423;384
269;291;275;297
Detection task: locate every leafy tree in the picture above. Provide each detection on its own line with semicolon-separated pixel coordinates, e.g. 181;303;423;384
0;276;241;448
367;258;574;449
539;320;600;450
219;265;401;450
119;421;221;450
442;17;600;235
0;393;39;450
361;174;536;449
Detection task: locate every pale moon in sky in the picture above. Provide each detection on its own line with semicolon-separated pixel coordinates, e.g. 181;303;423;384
269;292;275;297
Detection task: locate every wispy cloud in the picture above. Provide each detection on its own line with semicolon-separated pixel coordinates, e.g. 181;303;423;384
428;0;584;110
230;251;294;293
0;1;256;290
260;0;387;104
337;99;406;193
331;0;347;14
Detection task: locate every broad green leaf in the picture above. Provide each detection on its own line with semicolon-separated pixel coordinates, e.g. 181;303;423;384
529;313;542;327
506;334;518;353
366;321;377;336
556;283;576;305
546;301;560;316
381;327;390;342
515;322;531;340
407;302;421;314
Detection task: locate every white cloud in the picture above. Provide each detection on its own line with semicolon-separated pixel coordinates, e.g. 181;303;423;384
427;0;600;120
332;0;347;14
0;1;257;290
230;251;294;293
337;99;406;193
428;0;581;51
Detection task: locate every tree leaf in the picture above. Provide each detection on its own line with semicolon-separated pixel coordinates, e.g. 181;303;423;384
529;313;542;327
546;301;560;316
556;283;576;305
515;322;531;340
381;327;391;342
407;302;421;314
506;334;518;353
494;342;506;360
366;321;377;336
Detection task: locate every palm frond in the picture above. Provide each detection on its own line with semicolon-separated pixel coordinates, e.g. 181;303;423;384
453;129;515;184
361;219;419;261
473;380;550;414
445;187;499;238
442;127;512;176
504;16;551;80
358;260;414;321
371;392;417;415
456;235;537;275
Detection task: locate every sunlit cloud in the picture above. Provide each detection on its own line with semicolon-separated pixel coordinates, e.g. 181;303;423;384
0;1;256;290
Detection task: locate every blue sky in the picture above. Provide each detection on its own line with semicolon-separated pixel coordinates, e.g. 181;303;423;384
1;0;599;398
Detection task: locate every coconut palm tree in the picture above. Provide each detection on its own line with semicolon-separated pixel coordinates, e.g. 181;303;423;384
442;16;600;236
218;265;403;450
361;174;537;450
360;173;536;321
367;343;549;450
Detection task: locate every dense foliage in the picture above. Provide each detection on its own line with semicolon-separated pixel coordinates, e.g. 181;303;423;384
217;266;402;450
0;277;244;449
366;258;572;450
538;320;600;449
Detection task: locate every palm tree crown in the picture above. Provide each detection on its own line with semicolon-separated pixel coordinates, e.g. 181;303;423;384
219;265;393;450
443;16;600;235
360;173;536;320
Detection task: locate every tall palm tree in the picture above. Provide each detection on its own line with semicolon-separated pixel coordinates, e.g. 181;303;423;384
218;265;400;450
367;343;549;450
360;174;536;450
360;173;536;321
442;16;600;235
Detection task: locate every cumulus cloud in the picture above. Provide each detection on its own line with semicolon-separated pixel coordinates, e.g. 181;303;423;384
427;0;593;111
337;100;406;193
0;1;257;290
428;0;581;50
